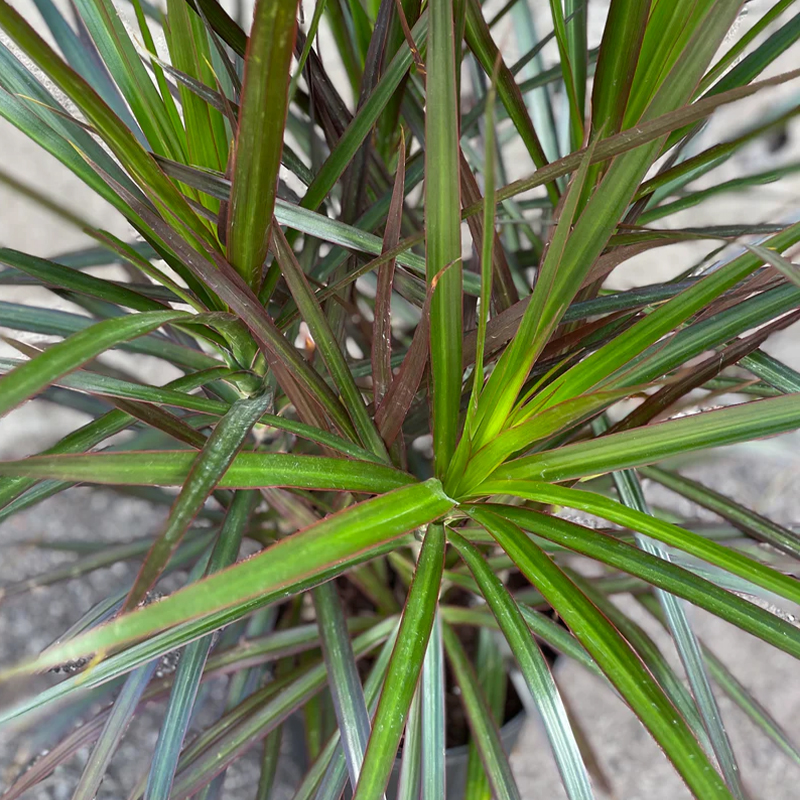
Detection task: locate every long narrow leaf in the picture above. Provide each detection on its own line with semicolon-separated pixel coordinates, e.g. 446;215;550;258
0;358;381;463
353;523;446;799
464;625;507;800
0;0;213;248
426;0;463;475
396;689;422;800
611;467;745;799
449;530;593;800
372;135;406;406
640;466;800;561
227;0;298;286
0;451;412;492
72;660;159;800
313;579;373;787
0;310;187;417
468;507;733;800
475;479;800;607
145;491;257;800
492;395;800;485
271;226;389;458
168;620;396;799
122;389;267;609
2;479;453;674
490;504;800;661
420;610;446;800
443;623;521;800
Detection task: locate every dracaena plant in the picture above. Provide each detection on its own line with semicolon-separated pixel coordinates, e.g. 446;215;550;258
1;0;800;796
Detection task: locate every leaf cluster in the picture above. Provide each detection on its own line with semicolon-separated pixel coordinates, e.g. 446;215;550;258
1;0;800;797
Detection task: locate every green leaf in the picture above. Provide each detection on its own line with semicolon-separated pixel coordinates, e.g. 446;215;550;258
743;349;800;394
420;610;445;800
565;570;711;747
639;162;800;225
0;79;142;226
0;591;358;730
145;491;257;800
426;0;463;476
191;0;247;56
469;140;596;453
623;0;717;127
90;170;362;438
464;626;507;800
609;466;745;799
448;530;593;800
30;0;138;135
0;37;137;188
744;241;800;290
2;479;453;674
562;0;587;146
466;65;498;433
396;689;422;800
130;0;186;149
618;286;800;396
123;391;270;609
639;466;800;561
591;0;650;136
0;0;213;249
372;134;406;407
463;0;554;200
702;639;800;769
442;622;522;800
323;0;363;93
164;0;227;180
288;0;327;104
701;10;800;100
0;450;415;493
638;592;800;770
0;248;167;311
294;624;399;800
71;0;183;157
313;579;372;786
490;504;800;661
271;227;389;459
255;726;283;800
0;310;187;417
151;155;434;288
0;357;382;463
353;523;446;799
474;67;800;218
474;5;743;442
301;13;428;214
168;620;396;799
73;659;158;800
457;386;643;495
0;368;230;519
227;0;298;286
700;0;796;91
475;479;800;607
468;507;734;800
492;395;800;484
547;0;583;149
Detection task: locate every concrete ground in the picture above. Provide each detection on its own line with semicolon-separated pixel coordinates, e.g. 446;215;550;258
1;0;800;797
